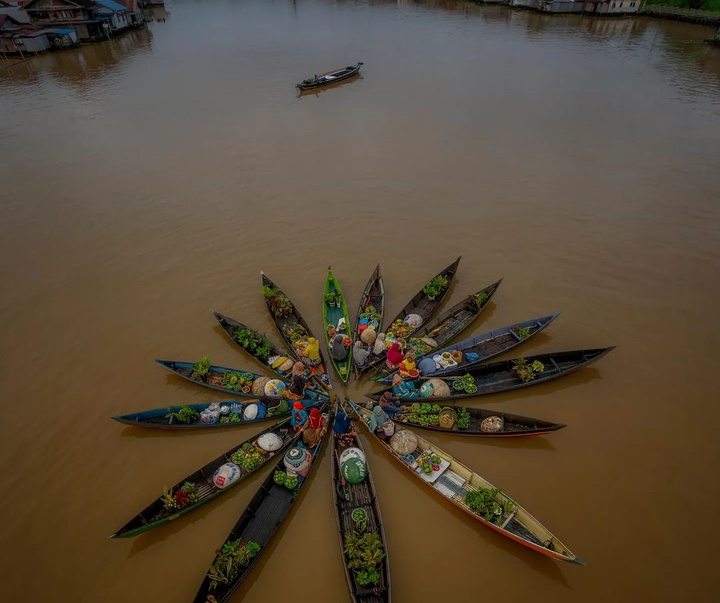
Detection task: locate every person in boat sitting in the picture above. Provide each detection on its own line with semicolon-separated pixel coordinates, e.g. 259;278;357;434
398;351;416;378
301;407;327;447
385;342;404;370
301;337;322;368
391;373;419;398
333;408;355;447
331;333;350;362
285;361;310;400
372;333;386;357
290;401;308;432
368;405;391;441
378;391;409;418
353;340;370;369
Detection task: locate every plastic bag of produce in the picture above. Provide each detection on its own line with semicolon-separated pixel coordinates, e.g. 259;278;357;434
213;462;241;489
200;409;220;424
243;404;259;421
257;432;284;452
404;314;423;328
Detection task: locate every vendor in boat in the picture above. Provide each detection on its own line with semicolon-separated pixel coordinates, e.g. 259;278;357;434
385;342;404;370
378;391;409;418
367;405;391;441
285;361;310;400
353;340;370;368
391;373;419;398
333;408;355;446
398;351;416;378
301;337;322;368
372;333;386;357
331;333;350;362
301;407;327;447
290;401;308;432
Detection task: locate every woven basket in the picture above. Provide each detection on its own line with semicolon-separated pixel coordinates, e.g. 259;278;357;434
427;378;450;398
251;377;271;396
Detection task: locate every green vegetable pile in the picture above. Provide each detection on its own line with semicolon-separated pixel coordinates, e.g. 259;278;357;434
284;475;298;490
344;530;385;586
232;328;275;363
457;407;471;430
473;291;489;308
360;305;381;325
387;319;414;339
512;357;545;383
165;405;199;424
231;443;264;471
273;471;286;485
512;325;531;340
207;539;261;590
397;413;440;427
191;355;212;381
464;487;514;525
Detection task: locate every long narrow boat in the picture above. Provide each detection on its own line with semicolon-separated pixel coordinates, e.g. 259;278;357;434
261;271;331;390
382;313;560;383
353;265;385;377
347;400;583;564
111;417;298;538
323;267;353;383
367;348;615;402
296;62;363;90
192;400;334;603
112;398;324;430
393;403;565;437
212;311;295;379
332;402;391;603
370;279;502;382
155;359;328;400
358;256;462;376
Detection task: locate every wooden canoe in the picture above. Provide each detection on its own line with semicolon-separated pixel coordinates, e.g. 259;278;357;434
323;267;353;383
212;311;295;379
358;256;462;376
393;403;565;437
367;348;615;402
261;271;331;390
332;403;391;603
347;400;583;564
192;400;334;603
389;313;560;382
353;265;385;377
111;398;324;430
370;279;502;382
296;62;363;90
111;416;298;538
155;359;329;400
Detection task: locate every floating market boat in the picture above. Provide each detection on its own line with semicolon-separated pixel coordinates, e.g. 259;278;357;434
332;402;391;603
261;271;331;390
367;348;615;402
358;256;462;376
370;279;502;382
347;400;583;564
393;402;565;437
212;311;295;378
353;265;385;377
323;267;353;383
382;313;560;383
155;358;329;400
111;398;324;430
111;417;298;538
192;400;334;603
296;62;363;90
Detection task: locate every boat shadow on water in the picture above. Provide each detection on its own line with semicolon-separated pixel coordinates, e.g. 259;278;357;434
436;432;557;452
296;74;363;98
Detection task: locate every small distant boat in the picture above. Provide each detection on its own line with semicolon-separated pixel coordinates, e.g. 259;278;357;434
296;62;364;90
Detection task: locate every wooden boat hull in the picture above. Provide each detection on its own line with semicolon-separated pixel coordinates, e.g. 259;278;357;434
111;417;297;538
358;256;462;376
261;271;332;390
367;348;614;402
212;311;294;379
296;62;363;90
192;401;334;603
323;267;353;383
155;359;328;400
390;313;560;383
111;398;324;430
353;264;385;377
331;405;391;603
393;403;565;437
370;279;502;382
347;400;582;563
